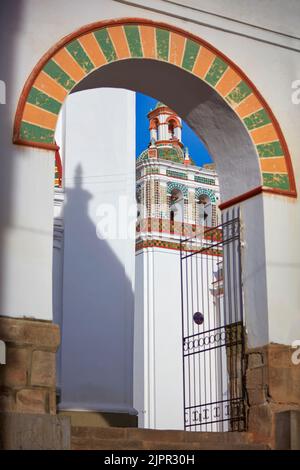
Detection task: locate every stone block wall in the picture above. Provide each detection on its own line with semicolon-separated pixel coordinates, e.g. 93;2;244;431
246;343;300;447
0;316;59;415
1;315;300;448
0;412;70;449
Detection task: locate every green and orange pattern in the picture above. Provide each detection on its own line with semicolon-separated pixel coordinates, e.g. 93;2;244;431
136;238;222;256
17;21;293;193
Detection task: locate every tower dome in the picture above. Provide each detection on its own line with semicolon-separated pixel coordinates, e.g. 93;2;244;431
137;101;196;165
154;101;166;109
147;102;182;145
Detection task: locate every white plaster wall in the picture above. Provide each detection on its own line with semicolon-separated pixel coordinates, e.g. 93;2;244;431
152;248;184;429
134;246;221;430
0;0;299;348
134;247;184;429
133;252;145;424
237;197;269;348
54;88;136;413
263;194;300;346
0;143;54;320
237;191;300;350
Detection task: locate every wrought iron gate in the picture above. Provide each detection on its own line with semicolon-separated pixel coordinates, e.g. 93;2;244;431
180;214;246;432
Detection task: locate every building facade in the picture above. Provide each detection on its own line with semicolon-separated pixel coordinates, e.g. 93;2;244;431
134;103;221;429
136;102;220;250
1;0;300;448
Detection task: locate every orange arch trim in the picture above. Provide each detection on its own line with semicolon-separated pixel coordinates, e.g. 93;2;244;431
13;18;296;197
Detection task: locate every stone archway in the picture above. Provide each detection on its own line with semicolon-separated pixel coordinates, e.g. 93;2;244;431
9;17;300;442
13;18;296;204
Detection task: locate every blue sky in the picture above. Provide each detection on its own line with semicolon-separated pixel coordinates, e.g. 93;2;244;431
136;92;212;166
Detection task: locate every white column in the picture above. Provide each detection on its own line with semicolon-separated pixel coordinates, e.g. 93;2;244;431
158;114;169;140
150;128;157;141
134;247;185;430
174;126;181;141
158;123;168;140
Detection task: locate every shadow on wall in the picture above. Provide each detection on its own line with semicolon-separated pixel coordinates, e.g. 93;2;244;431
0;1;25;311
56;164;135;413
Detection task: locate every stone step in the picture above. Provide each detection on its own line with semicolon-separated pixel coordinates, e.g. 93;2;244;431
71;426;268;450
72;426;254;443
72;437;143;451
58;410;137;428
127;428;255;444
140;441;269;451
72;437;268;451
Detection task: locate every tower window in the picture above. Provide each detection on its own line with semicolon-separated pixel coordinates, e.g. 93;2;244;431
170;189;184;223
198;195;212;227
168;120;176;139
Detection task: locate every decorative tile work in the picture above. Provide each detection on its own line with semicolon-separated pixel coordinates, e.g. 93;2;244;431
226;81;252;106
107;26;130;59
124;25;143;58
195;187;217;203
54;148;62;188
137;149;149;161
243;109;271;131
167;181;188;198
78;33;106;67
136;237;222;255
93;29;117;62
205;57;228;87
15;20;295;195
256;141;284;158
137;146;185;164
66;40;95;73
136;184;142;200
166;169;187;179
182;40;200;71
262;173;290;190
138;216;221;238
194;175;215;185
169;32;186;66
157;147;184;163
156;28;170;61
43;60;76;90
145;166;159;174
27;87;61;114
54;165;61;188
188;190;195;222
20;121;54;144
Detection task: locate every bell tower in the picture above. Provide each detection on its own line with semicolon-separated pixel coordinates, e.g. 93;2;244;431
134;102;220;430
136;103;219;247
148;102;183;146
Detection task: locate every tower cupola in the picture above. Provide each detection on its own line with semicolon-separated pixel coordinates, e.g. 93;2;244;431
148;102;182;144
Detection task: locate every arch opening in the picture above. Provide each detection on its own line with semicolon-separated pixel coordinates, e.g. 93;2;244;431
170;188;184;223
13;18;296;205
68;58;260;203
198;194;212;227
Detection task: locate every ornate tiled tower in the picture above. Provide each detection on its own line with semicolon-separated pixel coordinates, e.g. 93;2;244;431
136;102;220;252
134;103;220;430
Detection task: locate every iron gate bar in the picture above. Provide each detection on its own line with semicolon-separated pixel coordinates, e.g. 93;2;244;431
183;321;243;356
180;214;246;432
185;397;245;427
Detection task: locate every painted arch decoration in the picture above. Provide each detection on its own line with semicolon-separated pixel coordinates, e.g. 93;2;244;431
195;188;217;203
14;18;296;197
167;181;188;199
